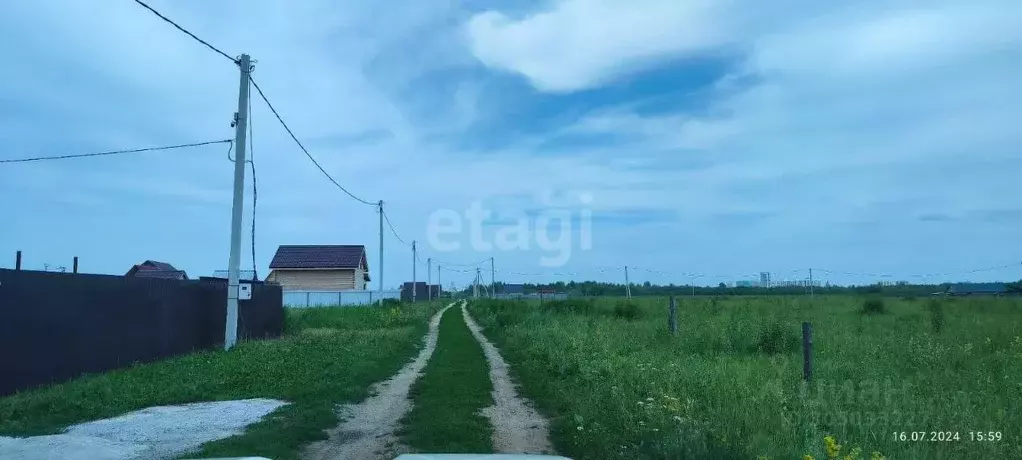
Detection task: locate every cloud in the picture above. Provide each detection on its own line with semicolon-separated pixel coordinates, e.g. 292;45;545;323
2;0;1021;286
466;0;733;92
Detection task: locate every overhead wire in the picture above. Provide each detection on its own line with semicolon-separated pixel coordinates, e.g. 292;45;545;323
0;139;233;164
382;208;409;246
249;76;376;207
132;0;237;64
248;81;258;281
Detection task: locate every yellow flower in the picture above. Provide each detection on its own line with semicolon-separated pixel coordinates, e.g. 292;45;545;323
844;446;862;460
804;455;815;460
824;436;842;459
870;452;886;460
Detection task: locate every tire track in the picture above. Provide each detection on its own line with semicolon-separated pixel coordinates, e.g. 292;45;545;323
303;302;454;460
461;302;555;455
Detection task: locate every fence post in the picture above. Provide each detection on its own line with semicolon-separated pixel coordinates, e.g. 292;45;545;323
15;250;22;270
73;257;79;274
668;295;678;335
306;292;311;308
369;290;373;306
802;322;813;382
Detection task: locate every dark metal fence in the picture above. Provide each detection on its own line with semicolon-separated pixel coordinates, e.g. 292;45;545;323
0;268;283;397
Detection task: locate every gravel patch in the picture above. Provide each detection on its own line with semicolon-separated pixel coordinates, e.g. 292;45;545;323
461;302;555;455
0;398;288;460
303;302;454;460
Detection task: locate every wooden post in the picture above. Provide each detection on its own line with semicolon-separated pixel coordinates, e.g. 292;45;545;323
73;257;79;274
668;295;678;335
802;322;813;382
15;251;22;270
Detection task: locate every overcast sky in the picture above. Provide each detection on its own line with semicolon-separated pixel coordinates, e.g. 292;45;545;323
1;0;1020;288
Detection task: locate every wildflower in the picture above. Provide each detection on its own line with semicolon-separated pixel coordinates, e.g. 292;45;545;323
672;415;682;422
824;436;842;459
646;397;655;402
804;455;815;460
637;401;644;406
870;452;886;460
639;421;645;426
577;426;583;431
844;446;862;460
653;428;659;432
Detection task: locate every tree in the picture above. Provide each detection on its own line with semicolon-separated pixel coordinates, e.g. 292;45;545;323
718;282;727;289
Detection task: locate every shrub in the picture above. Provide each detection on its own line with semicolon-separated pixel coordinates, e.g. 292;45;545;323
927;299;945;333
861;298;886;315
381;298;403;308
754;321;799;355
613;300;642;320
542;299;595;315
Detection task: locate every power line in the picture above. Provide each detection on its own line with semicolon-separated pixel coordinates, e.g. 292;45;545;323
438;258;492;268
382;208;409;245
249;76;376;206
132;0;237;64
0;139;232;164
248;82;259;281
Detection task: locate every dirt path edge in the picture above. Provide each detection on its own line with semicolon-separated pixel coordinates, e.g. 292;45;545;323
302;302;454;460
461;302;555;455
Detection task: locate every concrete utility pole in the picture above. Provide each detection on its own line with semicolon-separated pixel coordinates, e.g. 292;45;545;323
490;257;495;299
427;257;432;301
474;267;481;298
378;200;384;298
624;265;632;298
224;53;251;351
412;240;417;303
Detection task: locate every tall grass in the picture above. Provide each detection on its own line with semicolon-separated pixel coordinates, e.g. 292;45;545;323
470;296;1022;460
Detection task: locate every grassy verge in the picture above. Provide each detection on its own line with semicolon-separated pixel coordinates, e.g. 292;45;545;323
400;304;494;453
470;297;1022;460
0;302;439;460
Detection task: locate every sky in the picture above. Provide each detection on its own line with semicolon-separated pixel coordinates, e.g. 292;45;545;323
1;0;1021;289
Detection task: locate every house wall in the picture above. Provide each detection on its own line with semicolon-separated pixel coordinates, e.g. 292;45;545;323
354;267;367;290
267;269;356;291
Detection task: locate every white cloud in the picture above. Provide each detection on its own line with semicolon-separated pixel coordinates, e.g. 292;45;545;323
466;0;732;92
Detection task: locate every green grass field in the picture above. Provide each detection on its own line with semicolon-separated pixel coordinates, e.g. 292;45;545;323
469;296;1022;460
400;304;495;452
0;302;440;460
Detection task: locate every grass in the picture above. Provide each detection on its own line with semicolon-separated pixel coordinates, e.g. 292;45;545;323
469;296;1022;460
400;305;494;453
0;302;440;460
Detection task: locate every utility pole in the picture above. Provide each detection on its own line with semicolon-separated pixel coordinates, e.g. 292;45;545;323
437;262;442;299
224;53;251;351
624;265;632;298
427;257;432;301
474;267;481;298
378;200;384;299
809;268;814;298
411;240;417;303
490;257;495;299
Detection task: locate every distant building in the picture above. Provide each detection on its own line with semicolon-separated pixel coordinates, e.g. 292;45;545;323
212;269;258;281
266;245;370;291
735;280;758;287
945;283;1008;296
759;272;771;287
125;260;188;280
502;283;525;294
